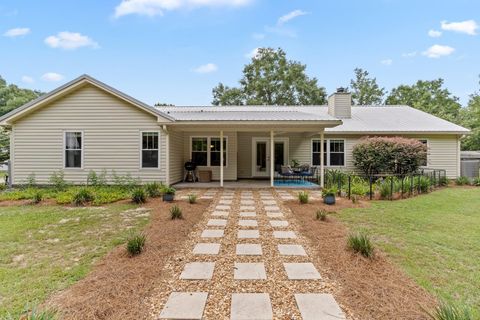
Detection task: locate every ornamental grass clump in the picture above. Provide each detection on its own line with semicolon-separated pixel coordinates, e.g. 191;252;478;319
72;188;94;206
188;194;197;204
298;191;309;204
455;176;471;186
347;232;374;258
131;188;146;204
145;182;162;198
428;302;474;320
315;209;328;221
126;233;146;256
31;190;43;205
170;205;183;219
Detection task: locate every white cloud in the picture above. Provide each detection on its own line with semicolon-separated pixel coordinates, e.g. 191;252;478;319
114;0;252;18
277;9;308;25
41;72;64;82
380;59;393;66
21;76;34;84
428;29;442;37
3;27;30;37
245;47;260;59
44;32;98;50
441;20;478;35
402;51;417;58
193;63;218;73
422;44;455;58
252;33;265;40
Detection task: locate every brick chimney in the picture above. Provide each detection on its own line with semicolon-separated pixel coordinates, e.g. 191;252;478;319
328;87;352;119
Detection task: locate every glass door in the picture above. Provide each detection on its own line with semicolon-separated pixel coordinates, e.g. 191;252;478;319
252;138;270;177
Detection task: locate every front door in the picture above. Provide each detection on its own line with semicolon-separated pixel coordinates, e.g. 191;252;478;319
252;138;288;177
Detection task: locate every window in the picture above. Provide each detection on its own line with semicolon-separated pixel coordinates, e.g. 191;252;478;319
418;139;428;166
191;136;227;166
142;132;159;168
210;137;227;166
65;132;82;168
312;139;345;167
191;137;208;166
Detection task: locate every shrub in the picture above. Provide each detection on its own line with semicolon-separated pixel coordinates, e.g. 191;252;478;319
416;176;431;193
170;205;183;219
25;173;37;188
353;137;427;176
347;232;374;258
145;182;162;197
298;191;309;204
0;183;6;191
126;233;146;255
439;176;449;186
472;177;480;186
87;169;107;186
455;176;471;186
72;188;94;206
131;188;146;204
49;171;68;190
350;180;369;197
31;190;43;204
112;171;141;189
377;179;392;200
315;209;328;221
325;169;347;188
321;187;337;198
429;302;474;320
188;194;197;204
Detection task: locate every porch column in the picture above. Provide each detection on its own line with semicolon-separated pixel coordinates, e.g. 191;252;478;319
320;130;325;188
165;127;170;186
270;130;274;187
220;130;224;187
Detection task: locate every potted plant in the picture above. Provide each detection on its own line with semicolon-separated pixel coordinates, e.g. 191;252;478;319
322;187;337;205
291;159;300;168
161;185;176;202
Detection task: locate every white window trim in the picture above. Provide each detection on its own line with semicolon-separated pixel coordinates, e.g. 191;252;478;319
418;138;429;166
311;138;346;168
190;136;228;168
63;130;84;169
140;131;160;169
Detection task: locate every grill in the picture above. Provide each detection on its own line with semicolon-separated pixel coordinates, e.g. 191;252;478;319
184;161;197;171
183;161;198;182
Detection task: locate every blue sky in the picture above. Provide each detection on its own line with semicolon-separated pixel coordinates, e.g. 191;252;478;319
1;0;479;105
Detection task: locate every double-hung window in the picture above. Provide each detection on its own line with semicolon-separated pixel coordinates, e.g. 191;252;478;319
191;137;227;166
191;137;208;166
142;132;159;168
210;137;227;166
65;132;83;168
312;139;345;166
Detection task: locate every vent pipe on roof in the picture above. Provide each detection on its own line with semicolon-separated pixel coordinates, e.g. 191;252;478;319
328;88;352;119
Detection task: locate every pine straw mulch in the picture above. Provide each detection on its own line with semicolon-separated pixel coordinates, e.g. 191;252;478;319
285;199;437;320
45;198;211;320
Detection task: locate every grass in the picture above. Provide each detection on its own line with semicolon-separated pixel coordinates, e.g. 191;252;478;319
338;187;480;313
0;202;150;318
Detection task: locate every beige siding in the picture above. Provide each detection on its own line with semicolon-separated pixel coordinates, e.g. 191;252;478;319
182;132;237;181
12;84;166;184
169;130;184;184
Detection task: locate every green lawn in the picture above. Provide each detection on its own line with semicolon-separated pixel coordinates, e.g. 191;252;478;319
338;187;480;312
0;202;150;318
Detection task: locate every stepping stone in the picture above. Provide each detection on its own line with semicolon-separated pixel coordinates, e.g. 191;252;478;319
273;231;297;239
207;219;227;227
283;263;321;280
236;244;262;255
238;230;260;239
264;206;280;211
294;294;346;320
240;200;255;205
262;200;277;205
159;292;208;319
219;200;233;205
212;211;229;217
266;212;283;218
216;205;230;211
180;262;215;280
240;206;255;211
231;293;273;320
269;220;289;227
240;211;256;217
193;243;221;255
201;229;224;238
239;219;258;227
201;196;213;199
278;244;307;256
240;195;254;199
234;262;267;280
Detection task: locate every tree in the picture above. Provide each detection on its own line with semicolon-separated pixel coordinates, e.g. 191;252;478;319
460;77;480;151
212;48;327;105
385;79;461;123
0;76;44;162
350;68;386;105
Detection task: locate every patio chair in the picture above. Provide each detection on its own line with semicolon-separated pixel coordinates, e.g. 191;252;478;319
279;165;295;179
300;166;317;179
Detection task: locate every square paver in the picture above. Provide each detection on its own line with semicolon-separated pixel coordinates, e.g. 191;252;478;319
193;243;221;255
212;211;229;217
295;294;346;320
240;211;256;217
216;205;231;211
219;200;233;205
201;229;224;238
234;262;267;280
239;219;258;227
266;212;283;218
207;219;227;227
278;244;307;256
269;220;289;227
264;206;280;211
262;200;277;205
240;200;255;205
159;292;208;319
180;262;215;280
283;263;321;280
231;293;273;320
238;230;260;239
273;231;297;239
236;243;262;255
240;206;255;211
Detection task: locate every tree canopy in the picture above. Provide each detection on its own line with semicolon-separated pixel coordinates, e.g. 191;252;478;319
385;79;462;123
212;48;327;106
460;77;480;150
349;68;386;105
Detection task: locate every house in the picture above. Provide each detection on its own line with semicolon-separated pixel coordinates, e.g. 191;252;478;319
0;75;470;187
